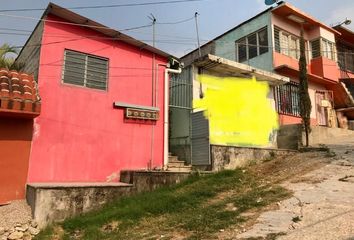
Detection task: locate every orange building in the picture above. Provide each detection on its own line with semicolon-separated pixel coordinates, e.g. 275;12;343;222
0;69;41;204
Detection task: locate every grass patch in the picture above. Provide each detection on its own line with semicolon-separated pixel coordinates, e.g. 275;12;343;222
35;169;290;240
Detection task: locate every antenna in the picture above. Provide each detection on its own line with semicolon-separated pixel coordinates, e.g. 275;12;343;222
265;0;279;6
148;13;156;47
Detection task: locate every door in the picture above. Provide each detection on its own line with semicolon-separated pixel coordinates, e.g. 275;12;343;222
191;111;210;166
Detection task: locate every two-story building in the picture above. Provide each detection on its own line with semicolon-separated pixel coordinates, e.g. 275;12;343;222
172;1;354;168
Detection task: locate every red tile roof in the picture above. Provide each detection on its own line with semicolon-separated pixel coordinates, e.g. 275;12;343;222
0;69;41;118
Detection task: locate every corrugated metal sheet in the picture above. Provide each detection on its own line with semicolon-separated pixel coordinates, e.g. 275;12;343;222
191;111;210;166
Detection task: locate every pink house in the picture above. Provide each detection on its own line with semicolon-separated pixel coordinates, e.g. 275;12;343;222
16;3;179;183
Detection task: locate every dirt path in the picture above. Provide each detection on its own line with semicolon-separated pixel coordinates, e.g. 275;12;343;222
234;138;354;240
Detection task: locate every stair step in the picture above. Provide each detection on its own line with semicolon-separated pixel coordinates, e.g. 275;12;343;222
167;165;192;172
168;155;178;162
167;161;185;168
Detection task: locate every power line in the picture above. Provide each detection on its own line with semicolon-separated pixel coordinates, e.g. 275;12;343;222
157;16;195;25
0;0;206;12
4;33;352;56
0;12;153;32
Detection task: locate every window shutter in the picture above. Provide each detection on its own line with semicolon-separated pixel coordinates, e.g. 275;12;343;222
86;56;108;90
274;27;280;53
311;39;321;59
63;51;86;86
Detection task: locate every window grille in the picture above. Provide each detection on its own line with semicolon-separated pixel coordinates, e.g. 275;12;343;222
274;82;300;117
62;50;108;90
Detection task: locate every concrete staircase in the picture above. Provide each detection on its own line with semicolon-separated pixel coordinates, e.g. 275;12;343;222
167;154;192;172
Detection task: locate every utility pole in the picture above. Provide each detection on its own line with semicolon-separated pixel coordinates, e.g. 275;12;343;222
148;14;157;170
195;12;201;58
148;13;157;47
194;12;204;98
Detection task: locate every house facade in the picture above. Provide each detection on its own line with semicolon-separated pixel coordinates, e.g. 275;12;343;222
170;54;288;168
15;4;177;183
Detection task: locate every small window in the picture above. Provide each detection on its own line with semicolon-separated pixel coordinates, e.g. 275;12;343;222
62;50;108;90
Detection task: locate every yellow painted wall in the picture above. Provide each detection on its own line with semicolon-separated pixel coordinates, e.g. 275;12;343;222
194;75;278;146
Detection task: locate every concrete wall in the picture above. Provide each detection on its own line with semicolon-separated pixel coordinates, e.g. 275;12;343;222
28;14;168;182
211;145;294;171
120;170;191;193
26;183;133;228
214;11;274;72
0;118;33;203
27;171;193;228
277;124;354;149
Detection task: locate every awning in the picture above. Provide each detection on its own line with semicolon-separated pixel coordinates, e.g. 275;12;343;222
194;54;290;85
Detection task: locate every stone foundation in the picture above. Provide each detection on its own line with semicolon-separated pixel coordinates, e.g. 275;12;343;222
211;145;294;171
120;170;192;193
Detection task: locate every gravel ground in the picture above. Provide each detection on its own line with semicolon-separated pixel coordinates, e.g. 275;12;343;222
236;136;354;240
0;200;32;229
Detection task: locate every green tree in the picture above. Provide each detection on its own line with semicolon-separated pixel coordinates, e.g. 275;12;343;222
298;27;312;147
0;43;24;71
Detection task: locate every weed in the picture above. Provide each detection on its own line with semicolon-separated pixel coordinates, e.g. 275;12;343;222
35;170;290;240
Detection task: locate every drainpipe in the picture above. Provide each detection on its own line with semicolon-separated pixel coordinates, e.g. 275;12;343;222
164;66;182;167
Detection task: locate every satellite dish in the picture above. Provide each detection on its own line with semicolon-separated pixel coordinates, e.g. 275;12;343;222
265;0;279;5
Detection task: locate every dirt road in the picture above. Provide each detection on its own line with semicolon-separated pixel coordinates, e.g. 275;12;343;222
236;137;354;240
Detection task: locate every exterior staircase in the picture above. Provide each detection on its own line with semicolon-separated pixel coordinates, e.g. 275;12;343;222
167;153;192;172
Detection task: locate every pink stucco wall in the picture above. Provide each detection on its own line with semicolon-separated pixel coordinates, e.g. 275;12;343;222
27;15;168;182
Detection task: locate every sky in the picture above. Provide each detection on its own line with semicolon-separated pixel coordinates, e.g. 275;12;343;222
0;0;353;57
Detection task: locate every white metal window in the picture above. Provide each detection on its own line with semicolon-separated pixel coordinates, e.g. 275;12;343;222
62;50;108;90
235;27;268;62
274;27;300;60
321;39;335;60
311;38;336;61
